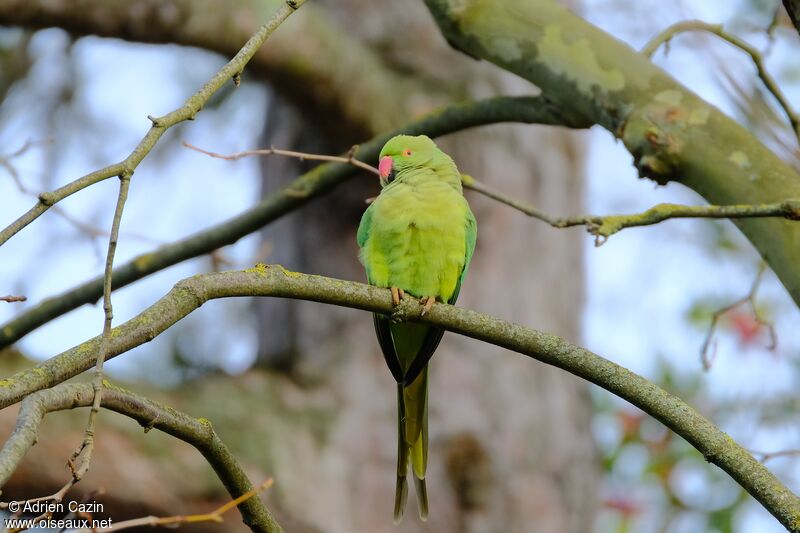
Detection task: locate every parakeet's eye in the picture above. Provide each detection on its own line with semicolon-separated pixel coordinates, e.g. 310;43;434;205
403;149;412;157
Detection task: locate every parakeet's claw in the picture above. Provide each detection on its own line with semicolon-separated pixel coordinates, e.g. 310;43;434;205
391;306;406;324
390;288;407;323
420;296;436;317
390;286;405;306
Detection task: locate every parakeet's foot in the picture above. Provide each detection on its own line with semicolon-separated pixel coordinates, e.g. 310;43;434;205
390;287;407;324
390;286;406;306
420;296;436;317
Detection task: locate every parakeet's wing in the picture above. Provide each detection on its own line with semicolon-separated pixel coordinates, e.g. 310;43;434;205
446;208;478;305
357;202;374;278
374;315;405;382
360;203;407;382
400;209;477;387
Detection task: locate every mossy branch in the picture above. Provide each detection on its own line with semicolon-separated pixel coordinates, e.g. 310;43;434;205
0;382;282;533
464;176;800;244
642;20;799;144
422;0;800;309
0;266;798;530
0;95;581;349
0;0;307;247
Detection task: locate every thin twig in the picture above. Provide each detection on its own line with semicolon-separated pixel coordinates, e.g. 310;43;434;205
1;141;157;249
0;139;109;249
4;480;76;532
69;172;131;484
700;263;776;370
0;0;308;247
0;139;52;190
750;450;800;463
641;20;800;145
0;295;26;303
3;155;159;251
78;478;274;532
752;449;800;464
183;141;380;175
184;142;800;246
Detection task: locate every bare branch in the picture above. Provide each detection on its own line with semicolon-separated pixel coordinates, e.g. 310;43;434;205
0;266;797;528
182;141;381;176
0;0;308;247
0;139;52;191
0;382;281;533
80;479;273;532
753;448;800;464
0;295;26;303
69;172;131;486
700;263;776;370
642;20;800;144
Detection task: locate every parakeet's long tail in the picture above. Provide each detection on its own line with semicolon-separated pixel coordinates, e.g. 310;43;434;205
393;368;429;523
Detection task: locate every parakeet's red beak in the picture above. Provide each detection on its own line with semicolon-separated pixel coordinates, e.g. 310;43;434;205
379;156;393;179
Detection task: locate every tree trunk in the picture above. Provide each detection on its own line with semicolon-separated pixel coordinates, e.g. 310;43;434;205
250;1;599;531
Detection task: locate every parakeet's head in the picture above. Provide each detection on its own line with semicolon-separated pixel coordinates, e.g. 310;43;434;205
377;135;460;189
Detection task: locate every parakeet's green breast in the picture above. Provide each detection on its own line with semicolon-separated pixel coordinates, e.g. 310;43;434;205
360;173;469;301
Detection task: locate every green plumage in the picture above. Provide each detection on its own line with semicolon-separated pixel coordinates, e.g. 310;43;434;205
357;135;477;522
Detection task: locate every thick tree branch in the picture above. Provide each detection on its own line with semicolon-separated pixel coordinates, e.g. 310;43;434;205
642;20;799;144
0;0;441;136
0;382;282;533
0;266;797;529
0;0;307;247
0;95;581;349
423;0;800;309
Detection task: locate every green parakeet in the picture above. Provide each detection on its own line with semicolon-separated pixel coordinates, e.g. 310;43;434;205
357;135;477;522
